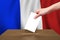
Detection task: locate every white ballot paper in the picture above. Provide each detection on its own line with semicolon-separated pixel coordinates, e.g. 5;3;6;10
24;12;41;32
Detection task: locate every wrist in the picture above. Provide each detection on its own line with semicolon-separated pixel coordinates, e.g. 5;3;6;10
47;4;57;13
46;6;54;13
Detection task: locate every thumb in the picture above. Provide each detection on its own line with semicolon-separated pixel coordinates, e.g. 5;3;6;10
34;14;40;19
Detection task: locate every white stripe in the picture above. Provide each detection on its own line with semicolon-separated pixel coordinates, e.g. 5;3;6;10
20;0;43;29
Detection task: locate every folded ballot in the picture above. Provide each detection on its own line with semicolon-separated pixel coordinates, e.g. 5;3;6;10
24;12;41;32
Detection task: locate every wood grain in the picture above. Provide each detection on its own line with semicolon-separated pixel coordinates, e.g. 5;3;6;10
0;29;60;40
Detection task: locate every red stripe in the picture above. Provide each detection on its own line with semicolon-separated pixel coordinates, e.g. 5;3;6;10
40;0;60;34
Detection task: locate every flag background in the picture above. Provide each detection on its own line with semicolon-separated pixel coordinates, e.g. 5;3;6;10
0;0;60;35
0;0;21;35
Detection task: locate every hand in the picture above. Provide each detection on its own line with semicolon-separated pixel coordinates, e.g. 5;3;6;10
34;8;51;19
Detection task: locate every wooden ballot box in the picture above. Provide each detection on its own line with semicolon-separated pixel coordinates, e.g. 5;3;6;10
0;29;60;40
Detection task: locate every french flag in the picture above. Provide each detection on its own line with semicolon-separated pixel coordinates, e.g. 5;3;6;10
0;0;60;35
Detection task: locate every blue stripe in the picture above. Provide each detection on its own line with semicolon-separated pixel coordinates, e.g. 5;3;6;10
0;0;21;35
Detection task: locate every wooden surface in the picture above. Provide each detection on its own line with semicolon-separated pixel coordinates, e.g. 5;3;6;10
0;29;60;40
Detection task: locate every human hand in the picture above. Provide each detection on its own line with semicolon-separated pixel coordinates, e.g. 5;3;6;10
34;8;50;19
